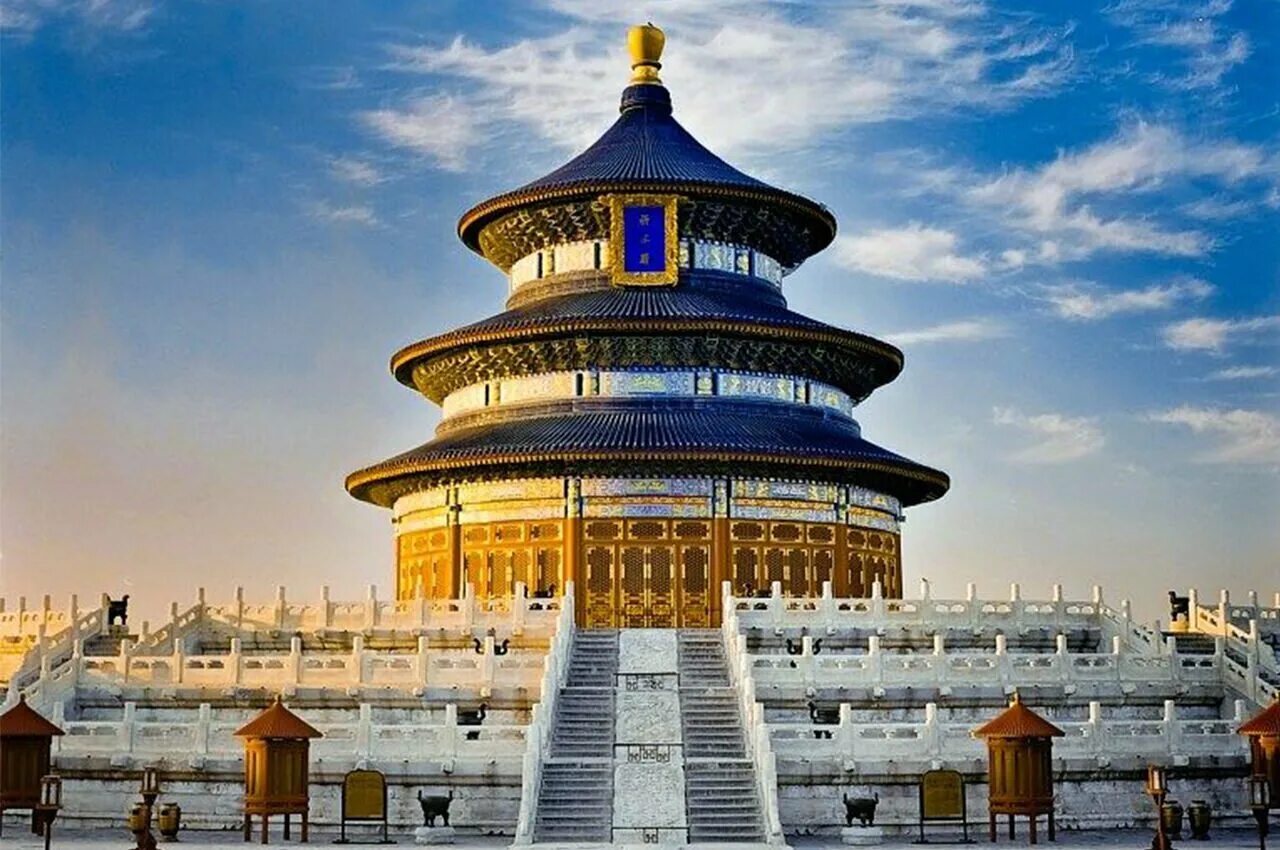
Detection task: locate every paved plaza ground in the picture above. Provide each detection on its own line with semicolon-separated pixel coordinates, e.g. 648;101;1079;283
0;827;1271;850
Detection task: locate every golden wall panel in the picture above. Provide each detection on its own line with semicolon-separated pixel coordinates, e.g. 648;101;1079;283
396;515;901;625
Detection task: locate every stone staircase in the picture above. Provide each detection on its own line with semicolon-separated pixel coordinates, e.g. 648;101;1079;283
532;630;618;842
678;630;765;843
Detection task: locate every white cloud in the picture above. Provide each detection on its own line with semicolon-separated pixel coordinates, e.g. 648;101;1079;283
992;406;1105;464
1205;365;1278;381
1;0;153;33
1042;277;1212;321
307;201;379;227
833;224;986;283
884;318;1008;346
1161;315;1280;352
1107;0;1251;94
360;95;475;172
1147;406;1280;465
328;157;386;187
367;1;1074;170
969;122;1270;261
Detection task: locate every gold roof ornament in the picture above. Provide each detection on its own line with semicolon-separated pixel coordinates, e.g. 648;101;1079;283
628;22;665;85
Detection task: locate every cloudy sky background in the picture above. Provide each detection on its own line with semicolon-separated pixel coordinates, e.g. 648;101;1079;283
2;0;1277;625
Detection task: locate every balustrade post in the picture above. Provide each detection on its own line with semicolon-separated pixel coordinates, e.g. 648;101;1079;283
512;582;527;634
365;584;378;630
320;585;332;629
994;634;1010;685
1248;590;1258;609
1218;589;1231;636
871;580;885;619
51;702;65;753
1165;635;1177;657
172;638;185;685
920;578;931;601
356;703;373;761
1187;588;1200;630
1087;701;1103;758
67;594;79;640
1092;584;1103;606
417;636;430;684
443;703;460;759
122;701;137;754
462;584;476;631
287;636;302;685
234;586;245;632
770;581;783;629
923;702;941;758
933;633;945;655
820;580;834;617
118;638;133;684
274;585;287;630
350;635;365;686
867;635;883;682
1055;633;1068;683
1163;699;1181;756
800;635;815;688
838;703;854;757
195;703;211;755
482;636;497;686
966;582;978;627
229;637;243;685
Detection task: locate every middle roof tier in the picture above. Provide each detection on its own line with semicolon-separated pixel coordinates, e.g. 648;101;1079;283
394;283;904;406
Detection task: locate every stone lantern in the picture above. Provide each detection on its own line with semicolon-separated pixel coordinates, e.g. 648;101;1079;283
234;696;322;844
1239;696;1280;808
0;695;64;835
973;693;1064;845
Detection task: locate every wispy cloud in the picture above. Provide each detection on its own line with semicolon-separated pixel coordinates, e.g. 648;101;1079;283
360;94;475;172
884;318;1009;346
1147;406;1280;465
1041;277;1213;321
1106;0;1251;96
307;201;379;227
833;224;986;283
1204;365;1278;381
328;156;386;187
1162;314;1280;352
1;0;154;33
969;121;1270;262
993;406;1105;464
366;1;1074;171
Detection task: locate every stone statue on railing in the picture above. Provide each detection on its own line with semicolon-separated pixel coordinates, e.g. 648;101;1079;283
1168;591;1190;628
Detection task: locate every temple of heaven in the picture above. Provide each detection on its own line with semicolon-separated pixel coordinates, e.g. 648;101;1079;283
346;24;950;628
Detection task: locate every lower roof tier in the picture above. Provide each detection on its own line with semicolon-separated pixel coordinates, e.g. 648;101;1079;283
346;398;950;509
393;285;905;405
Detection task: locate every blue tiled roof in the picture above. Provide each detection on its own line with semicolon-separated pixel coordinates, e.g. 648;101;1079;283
516;85;771;192
457;85;836;261
348;399;949;507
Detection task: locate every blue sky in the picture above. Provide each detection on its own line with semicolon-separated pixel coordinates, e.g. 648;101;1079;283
2;0;1277;622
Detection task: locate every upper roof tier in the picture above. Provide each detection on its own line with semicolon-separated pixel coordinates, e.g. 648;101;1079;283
457;25;837;272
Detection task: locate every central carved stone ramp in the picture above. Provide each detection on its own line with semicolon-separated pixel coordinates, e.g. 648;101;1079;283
678;630;766;843
532;629;619;842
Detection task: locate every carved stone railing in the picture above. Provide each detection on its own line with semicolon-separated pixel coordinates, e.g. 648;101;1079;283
729;580;1115;634
1179;589;1280;706
202;583;561;637
513;582;576;845
766;698;1248;770
721;583;786;846
51;700;530;767
3;594;111;701
67;640;550;693
746;632;1224;692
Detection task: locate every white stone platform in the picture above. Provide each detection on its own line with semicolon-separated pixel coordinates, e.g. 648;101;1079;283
0;827;1268;849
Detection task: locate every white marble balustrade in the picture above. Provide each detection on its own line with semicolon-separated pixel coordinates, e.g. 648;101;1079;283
765;699;1248;767
50;701;528;765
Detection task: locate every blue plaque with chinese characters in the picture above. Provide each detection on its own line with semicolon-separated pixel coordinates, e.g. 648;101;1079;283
622;206;666;273
608;194;679;286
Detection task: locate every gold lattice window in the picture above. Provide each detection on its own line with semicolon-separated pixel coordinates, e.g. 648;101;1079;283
731;521;765;541
628;520;666;540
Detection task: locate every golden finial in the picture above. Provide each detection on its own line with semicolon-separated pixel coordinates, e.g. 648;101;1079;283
628;22;665;85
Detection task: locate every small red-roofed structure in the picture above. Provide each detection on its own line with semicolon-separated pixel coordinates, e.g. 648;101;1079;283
974;693;1064;845
0;695;64;835
234;696;322;844
1239;697;1280;809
